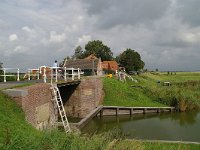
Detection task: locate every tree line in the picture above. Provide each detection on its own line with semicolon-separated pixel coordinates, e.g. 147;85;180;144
63;40;145;72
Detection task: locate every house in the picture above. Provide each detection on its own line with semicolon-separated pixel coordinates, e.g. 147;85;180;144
101;61;119;73
64;54;102;76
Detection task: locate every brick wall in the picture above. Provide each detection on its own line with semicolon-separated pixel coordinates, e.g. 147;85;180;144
4;83;55;130
63;77;103;118
3;77;104;130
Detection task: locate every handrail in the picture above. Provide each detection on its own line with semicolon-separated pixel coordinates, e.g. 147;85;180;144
0;66;82;83
0;68;20;82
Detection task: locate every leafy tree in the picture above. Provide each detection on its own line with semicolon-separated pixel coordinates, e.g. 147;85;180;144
72;45;84;59
117;48;145;72
84;40;113;61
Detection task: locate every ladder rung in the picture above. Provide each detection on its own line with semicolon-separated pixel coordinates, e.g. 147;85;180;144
51;85;70;133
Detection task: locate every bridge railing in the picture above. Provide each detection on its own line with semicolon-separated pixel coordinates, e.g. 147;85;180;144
0;68;20;82
50;67;82;83
25;66;82;83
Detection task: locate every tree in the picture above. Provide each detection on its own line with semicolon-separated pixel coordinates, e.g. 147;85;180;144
84;40;113;61
117;48;145;72
72;45;84;59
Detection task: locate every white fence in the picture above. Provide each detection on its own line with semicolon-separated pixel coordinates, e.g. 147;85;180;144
0;66;82;83
26;66;82;83
0;68;20;82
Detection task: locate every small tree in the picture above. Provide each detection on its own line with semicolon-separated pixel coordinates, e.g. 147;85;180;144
117;48;145;72
84;40;113;61
72;45;84;59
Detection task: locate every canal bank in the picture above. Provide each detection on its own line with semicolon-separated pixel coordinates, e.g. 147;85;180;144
82;110;200;143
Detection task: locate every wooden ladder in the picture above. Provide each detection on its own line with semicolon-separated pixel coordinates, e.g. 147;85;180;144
51;85;71;133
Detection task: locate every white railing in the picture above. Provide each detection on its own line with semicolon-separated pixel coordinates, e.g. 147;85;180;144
28;68;40;80
0;66;82;83
0;68;20;82
50;67;81;84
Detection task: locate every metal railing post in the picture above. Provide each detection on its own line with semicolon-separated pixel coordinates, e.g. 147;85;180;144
17;68;20;81
78;68;80;79
43;66;46;83
72;68;74;80
51;68;53;84
28;69;31;80
64;67;67;81
37;69;40;80
55;67;58;82
3;68;6;82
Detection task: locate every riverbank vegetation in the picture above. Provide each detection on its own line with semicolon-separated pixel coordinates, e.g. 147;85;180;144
103;72;200;111
1;92;200;149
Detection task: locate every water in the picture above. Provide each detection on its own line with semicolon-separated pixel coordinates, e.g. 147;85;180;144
81;111;200;142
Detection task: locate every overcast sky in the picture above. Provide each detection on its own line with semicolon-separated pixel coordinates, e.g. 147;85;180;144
0;0;200;71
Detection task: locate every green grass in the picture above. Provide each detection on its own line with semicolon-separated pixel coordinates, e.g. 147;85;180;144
103;77;166;107
102;72;200;110
1;89;200;149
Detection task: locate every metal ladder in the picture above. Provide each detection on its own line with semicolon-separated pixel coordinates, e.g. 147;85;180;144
51;85;71;133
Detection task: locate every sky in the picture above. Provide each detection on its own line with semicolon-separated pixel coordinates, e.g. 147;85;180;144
0;0;200;71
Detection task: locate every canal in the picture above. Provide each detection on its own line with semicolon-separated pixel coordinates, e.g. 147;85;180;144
81;111;200;142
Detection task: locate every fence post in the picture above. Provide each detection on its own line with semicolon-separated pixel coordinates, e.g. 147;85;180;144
28;69;31;80
3;68;6;82
55;67;58;82
78;68;80;79
50;68;53;84
43;66;46;83
37;69;40;80
17;68;20;81
72;68;74;80
64;67;67;81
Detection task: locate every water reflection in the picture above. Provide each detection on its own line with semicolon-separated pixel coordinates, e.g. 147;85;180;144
82;111;200;142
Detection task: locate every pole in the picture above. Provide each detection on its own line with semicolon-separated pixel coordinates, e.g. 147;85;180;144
64;67;67;81
3;68;6;82
17;68;20;81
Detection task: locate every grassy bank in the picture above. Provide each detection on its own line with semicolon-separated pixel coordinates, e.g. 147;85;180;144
103;72;200;111
1;92;200;149
103;77;166;107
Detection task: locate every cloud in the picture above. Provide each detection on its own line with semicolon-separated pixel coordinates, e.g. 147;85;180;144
77;35;92;46
0;0;200;71
9;34;18;41
49;31;66;43
84;0;171;28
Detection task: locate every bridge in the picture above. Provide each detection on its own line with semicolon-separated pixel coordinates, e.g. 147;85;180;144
0;66;103;133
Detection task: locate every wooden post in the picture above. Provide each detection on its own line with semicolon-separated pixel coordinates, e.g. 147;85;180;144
116;108;119;116
130;108;133;116
157;108;160;113
143;108;146;114
100;109;103;118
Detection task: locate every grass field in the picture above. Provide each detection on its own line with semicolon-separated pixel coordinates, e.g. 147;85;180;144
1;92;200;149
1;72;200;149
103;72;200;111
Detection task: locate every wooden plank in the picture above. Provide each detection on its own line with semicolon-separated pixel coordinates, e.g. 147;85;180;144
78;105;103;129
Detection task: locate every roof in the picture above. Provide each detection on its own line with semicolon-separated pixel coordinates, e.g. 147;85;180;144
85;54;98;60
101;61;118;71
64;59;99;70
